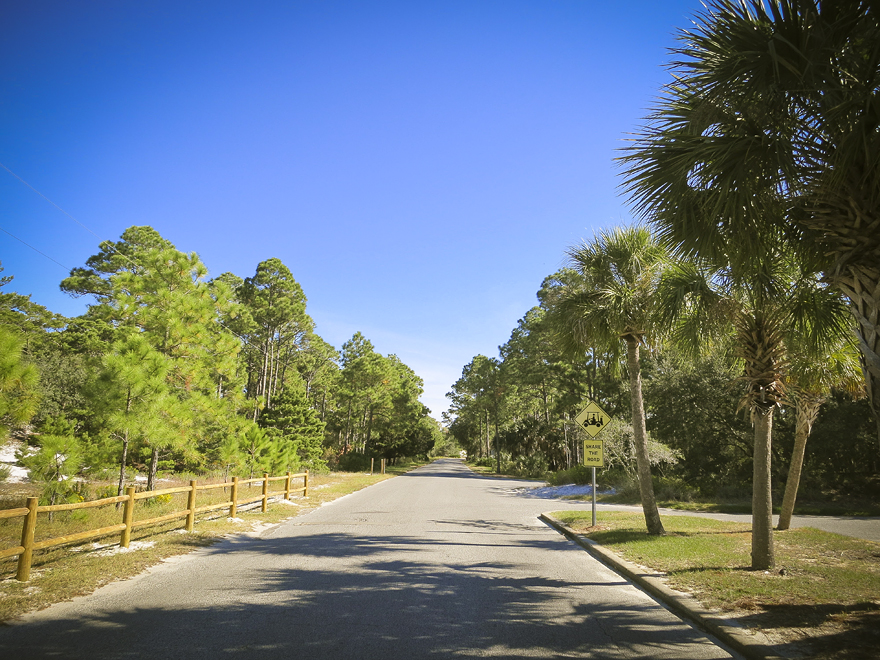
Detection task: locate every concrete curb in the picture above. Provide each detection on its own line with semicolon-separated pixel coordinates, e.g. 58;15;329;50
540;513;786;660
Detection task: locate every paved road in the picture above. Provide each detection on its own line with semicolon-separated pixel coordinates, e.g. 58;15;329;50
0;459;738;659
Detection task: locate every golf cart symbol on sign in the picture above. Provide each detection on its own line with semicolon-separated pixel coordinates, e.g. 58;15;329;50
575;400;612;438
582;413;604;428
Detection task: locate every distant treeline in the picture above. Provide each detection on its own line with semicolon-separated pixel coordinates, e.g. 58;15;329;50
1;225;442;504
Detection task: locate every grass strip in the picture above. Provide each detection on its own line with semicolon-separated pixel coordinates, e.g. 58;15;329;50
551;510;880;659
563;494;880;517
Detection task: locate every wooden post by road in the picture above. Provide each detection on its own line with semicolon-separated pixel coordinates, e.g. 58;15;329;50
285;472;292;500
261;473;269;512
304;470;309;497
230;477;239;518
185;480;197;532
17;497;38;582
121;486;135;548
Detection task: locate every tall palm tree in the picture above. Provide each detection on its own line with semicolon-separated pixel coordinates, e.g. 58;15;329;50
551;225;668;536
658;248;848;568
660;257;785;569
620;0;880;447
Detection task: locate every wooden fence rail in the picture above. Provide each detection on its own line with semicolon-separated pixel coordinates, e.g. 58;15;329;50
1;470;308;582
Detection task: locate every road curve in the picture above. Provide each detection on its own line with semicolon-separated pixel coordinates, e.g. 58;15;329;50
0;459;738;659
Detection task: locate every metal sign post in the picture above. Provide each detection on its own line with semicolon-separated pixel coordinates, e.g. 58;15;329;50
592;467;596;527
575;400;612;527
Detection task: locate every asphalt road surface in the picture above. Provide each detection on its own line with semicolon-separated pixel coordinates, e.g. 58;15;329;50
0;459;739;659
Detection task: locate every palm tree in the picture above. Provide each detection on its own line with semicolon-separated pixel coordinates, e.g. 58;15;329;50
778;337;863;530
620;0;880;447
551;224;668;536
660;257;785;569
658;248;851;568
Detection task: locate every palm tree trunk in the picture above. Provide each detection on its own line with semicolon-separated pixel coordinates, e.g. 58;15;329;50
778;394;824;531
751;406;775;570
834;264;880;450
625;337;665;535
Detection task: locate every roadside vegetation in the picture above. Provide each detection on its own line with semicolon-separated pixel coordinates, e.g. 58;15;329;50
0;227;443;514
0;465;421;622
1;0;878;649
449;0;879;574
551;510;880;659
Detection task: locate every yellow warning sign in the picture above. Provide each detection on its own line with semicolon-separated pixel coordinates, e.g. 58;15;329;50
575;400;611;438
582;439;604;467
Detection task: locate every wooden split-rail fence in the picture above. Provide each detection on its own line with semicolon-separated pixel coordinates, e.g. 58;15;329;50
0;471;308;582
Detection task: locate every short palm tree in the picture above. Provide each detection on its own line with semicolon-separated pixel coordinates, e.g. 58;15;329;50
620;0;880;446
551;225;668;536
779;335;863;530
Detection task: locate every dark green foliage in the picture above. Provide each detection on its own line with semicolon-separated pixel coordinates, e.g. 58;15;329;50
59;225;175;303
643;351;879;500
234;258;314;415
335;452;372;472
644;351;755;494
798;392;880;500
31;349;90;425
259;379;326;470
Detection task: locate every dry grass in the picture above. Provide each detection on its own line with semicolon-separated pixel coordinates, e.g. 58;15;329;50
0;470;397;622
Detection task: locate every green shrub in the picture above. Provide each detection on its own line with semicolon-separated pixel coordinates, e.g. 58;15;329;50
546;465;594;486
653;476;699;502
507;454;548;479
336;452;372;472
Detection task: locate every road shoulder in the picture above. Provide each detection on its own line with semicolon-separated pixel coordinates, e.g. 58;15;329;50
540;512;786;660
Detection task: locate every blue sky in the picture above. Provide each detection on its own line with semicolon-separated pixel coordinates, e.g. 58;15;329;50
1;0;702;418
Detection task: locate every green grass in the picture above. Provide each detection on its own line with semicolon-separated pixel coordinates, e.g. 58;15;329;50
552;511;880;607
557;491;880;517
551;510;880;658
654;500;880;517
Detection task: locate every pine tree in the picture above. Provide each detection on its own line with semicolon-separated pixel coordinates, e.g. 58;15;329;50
94;331;172;496
259;378;326;470
17;417;82;513
0;326;40;441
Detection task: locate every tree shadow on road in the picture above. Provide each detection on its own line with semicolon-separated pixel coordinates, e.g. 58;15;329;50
0;527;734;660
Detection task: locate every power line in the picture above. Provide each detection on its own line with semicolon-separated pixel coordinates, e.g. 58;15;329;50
0;161;273;357
0;226;70;271
0;161;104;242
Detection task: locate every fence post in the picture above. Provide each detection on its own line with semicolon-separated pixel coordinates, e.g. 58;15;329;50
285;471;292;500
370;458;374;475
304;470;309;497
381;459;386;474
121;487;135;548
185;480;197;532
261;472;269;512
17;497;38;582
230;477;239;518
